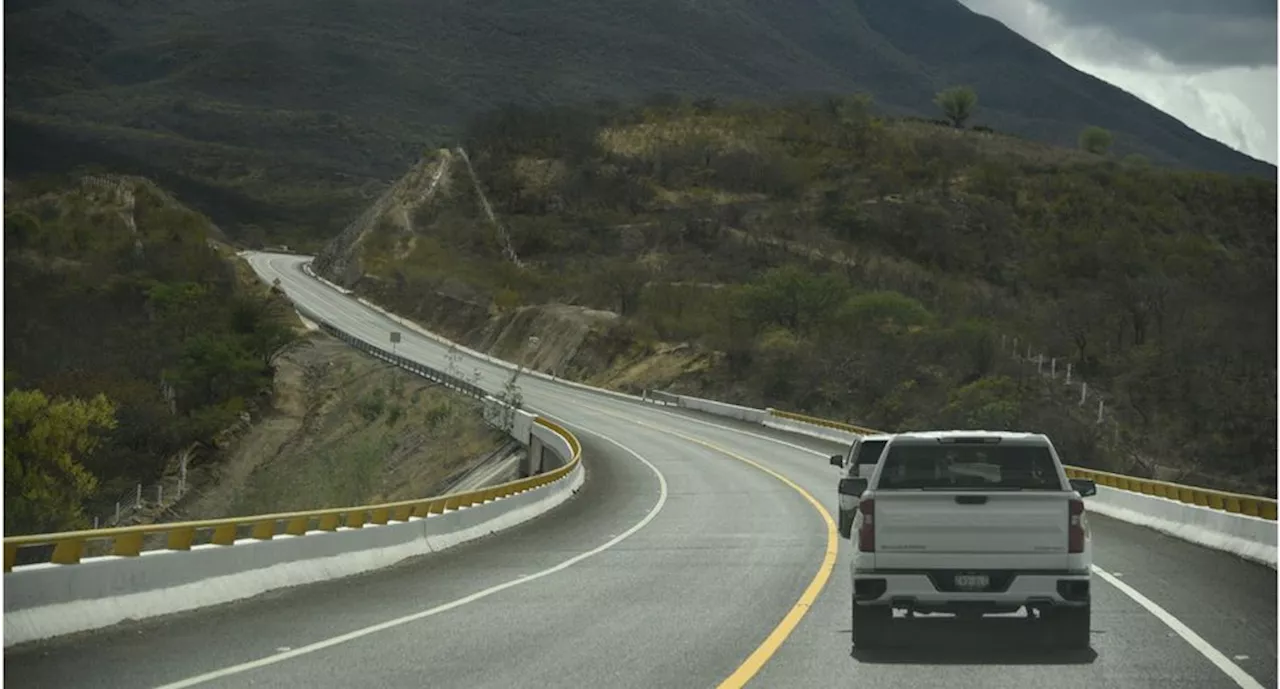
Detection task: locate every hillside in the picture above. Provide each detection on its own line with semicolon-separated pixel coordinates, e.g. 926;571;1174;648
315;99;1278;495
2;173;303;534
5;0;1272;249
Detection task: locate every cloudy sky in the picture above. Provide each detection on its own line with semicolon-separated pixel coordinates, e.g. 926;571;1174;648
959;0;1277;165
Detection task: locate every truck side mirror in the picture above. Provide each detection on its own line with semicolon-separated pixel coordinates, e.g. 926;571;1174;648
829;454;843;467
1069;478;1097;498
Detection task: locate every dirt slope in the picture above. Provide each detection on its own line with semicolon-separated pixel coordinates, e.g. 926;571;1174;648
170;333;515;520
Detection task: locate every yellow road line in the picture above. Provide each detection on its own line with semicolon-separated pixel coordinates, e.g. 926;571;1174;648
579;409;839;689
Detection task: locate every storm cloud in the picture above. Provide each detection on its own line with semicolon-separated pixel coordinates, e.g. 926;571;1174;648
961;0;1276;164
1038;0;1276;69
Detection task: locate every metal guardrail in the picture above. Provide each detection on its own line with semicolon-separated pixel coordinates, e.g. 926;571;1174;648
1063;466;1278;520
3;417;581;572
767;408;883;436
764;408;1278;521
4;295;582;572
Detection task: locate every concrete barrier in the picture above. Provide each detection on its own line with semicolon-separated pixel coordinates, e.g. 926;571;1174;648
676;395;769;423
4;463;584;646
1086;486;1277;568
531;422;574;471
761;415;861;444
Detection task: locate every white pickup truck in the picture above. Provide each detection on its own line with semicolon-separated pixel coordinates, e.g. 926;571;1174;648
829;434;894;538
839;431;1097;649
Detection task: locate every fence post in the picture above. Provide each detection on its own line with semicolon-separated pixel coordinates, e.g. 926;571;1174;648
135;484;142;508
1080;382;1087;406
94;517;99;530
1050;358;1057;379
1097;399;1104;424
115;502;121;524
158;485;163;504
1036;354;1044;374
1065;362;1072;385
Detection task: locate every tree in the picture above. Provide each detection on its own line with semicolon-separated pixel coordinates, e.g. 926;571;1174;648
940;376;1022;430
934;86;978;128
839;291;934;335
1079;126;1113;155
599;259;651;317
4;389;117;535
743;264;848;335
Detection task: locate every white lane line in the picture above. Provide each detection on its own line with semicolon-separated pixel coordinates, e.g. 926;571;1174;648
1092;566;1264;689
151;428;670;689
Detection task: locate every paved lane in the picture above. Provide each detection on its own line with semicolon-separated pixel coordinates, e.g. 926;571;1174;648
6;252;1270;689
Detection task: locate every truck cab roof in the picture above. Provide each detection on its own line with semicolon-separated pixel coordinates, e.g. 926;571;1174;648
888;430;1052;446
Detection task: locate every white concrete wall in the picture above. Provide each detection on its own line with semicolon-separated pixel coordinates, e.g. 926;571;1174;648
676;395;769;423
531;423;574;470
1086;485;1277;568
4;464;585;647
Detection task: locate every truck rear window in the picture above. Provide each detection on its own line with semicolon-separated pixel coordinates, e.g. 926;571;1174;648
877;443;1062;490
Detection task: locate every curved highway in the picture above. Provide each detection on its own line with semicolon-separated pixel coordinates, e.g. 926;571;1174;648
5;253;1274;689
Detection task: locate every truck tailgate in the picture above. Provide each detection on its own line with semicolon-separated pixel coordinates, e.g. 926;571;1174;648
872;491;1072;569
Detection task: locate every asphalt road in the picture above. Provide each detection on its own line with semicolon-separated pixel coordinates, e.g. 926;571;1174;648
6;252;1273;689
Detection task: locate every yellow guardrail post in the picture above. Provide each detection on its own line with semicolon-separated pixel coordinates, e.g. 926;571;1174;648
285;517;310;536
211;524;238;545
50;539;84;565
167;527;196;551
113;532;145;557
250;520;275;540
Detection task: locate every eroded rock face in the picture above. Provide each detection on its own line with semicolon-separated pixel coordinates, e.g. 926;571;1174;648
313;150;455;286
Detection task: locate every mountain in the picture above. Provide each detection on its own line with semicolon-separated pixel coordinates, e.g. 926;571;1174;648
4;0;1273;244
310;99;1277;494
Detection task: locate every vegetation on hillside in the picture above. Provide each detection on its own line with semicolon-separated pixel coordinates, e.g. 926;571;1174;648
3;175;299;534
5;0;1269;251
340;95;1276;493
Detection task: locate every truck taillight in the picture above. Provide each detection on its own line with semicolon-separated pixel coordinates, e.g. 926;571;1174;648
1068;498;1087;553
858;498;875;552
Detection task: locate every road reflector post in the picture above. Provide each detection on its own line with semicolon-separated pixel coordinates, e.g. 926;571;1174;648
113;532;145;557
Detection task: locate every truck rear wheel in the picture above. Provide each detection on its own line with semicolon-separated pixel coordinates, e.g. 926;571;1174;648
1051;604;1091;649
852;604;891;649
838;509;853;539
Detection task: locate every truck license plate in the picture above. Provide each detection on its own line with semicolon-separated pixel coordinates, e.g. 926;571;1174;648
955;573;990;590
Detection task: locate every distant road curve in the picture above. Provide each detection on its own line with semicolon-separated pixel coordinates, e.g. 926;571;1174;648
5;253;1273;689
